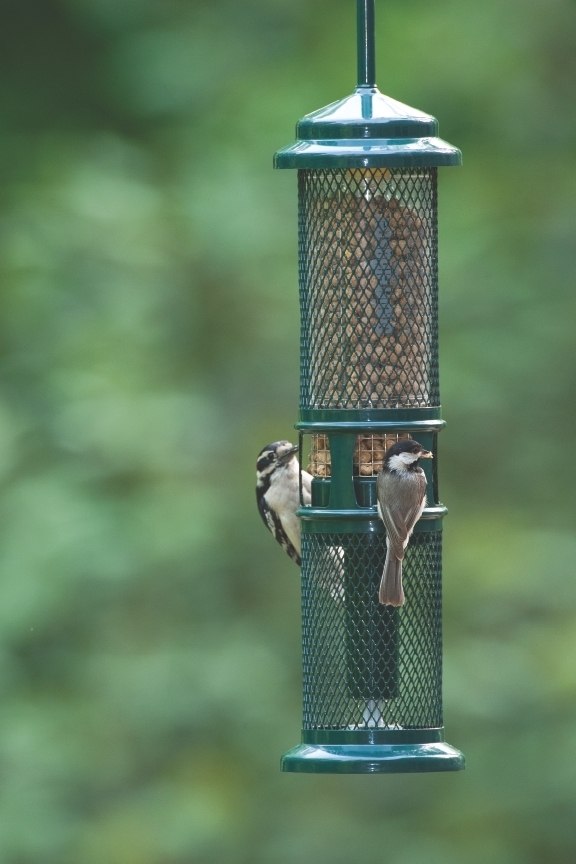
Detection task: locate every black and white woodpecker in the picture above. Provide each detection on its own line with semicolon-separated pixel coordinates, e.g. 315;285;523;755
377;438;433;607
256;441;312;566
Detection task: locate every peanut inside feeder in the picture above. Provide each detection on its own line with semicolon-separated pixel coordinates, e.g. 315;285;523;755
308;432;410;477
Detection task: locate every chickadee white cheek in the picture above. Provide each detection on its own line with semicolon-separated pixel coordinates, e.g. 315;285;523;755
388;452;419;471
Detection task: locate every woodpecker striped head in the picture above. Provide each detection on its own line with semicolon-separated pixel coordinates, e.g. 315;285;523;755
256;440;298;487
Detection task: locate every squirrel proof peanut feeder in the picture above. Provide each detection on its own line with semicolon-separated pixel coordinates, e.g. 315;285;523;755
274;0;465;773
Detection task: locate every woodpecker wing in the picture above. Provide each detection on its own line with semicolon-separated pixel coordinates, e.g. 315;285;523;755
257;492;302;566
377;470;427;560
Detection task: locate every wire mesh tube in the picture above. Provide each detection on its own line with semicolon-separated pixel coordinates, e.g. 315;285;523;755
298;168;438;411
302;532;442;729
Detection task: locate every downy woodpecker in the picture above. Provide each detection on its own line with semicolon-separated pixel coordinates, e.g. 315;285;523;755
256;441;311;566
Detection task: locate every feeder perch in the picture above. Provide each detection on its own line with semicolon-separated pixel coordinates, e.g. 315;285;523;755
274;0;465;773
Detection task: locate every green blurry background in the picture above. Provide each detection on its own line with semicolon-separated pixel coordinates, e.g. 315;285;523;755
0;0;575;861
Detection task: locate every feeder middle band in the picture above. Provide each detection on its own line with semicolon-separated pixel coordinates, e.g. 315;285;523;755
274;0;464;774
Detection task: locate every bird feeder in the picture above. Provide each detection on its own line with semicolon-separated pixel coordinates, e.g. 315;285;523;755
274;0;465;773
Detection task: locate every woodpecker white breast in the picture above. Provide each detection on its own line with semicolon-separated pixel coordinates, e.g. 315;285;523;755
256;440;312;565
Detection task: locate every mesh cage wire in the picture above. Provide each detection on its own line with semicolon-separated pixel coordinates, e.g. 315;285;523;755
298;168;439;410
301;532;442;730
307;433;411;477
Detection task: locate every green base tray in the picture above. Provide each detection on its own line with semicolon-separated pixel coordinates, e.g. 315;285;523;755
281;742;465;774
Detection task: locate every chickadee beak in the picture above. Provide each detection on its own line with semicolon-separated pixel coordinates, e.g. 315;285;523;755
419;450;433;459
278;446;298;464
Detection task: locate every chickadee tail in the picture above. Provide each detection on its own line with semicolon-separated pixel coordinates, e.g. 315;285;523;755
379;550;405;607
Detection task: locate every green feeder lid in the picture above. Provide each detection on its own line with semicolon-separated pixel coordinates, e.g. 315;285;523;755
274;1;461;170
274;85;461;169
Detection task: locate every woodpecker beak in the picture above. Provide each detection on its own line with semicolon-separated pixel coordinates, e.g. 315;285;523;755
278;445;298;464
419;450;433;459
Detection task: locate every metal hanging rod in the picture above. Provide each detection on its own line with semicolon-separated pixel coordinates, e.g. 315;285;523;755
357;0;376;87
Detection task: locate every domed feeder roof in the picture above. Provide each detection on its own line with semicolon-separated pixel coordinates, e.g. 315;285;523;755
274;85;461;170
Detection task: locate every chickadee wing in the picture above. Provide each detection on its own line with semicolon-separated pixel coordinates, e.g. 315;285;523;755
379;499;409;558
258;494;302;566
401;470;428;533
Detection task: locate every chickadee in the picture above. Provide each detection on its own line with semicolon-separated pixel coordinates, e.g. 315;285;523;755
256;441;312;566
376;438;433;606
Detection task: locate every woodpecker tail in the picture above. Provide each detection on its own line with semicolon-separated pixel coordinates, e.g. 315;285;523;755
379;550;405;606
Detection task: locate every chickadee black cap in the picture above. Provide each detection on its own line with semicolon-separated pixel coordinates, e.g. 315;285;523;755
384;438;432;462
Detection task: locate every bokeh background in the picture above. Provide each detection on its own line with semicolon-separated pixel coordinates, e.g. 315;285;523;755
0;0;575;861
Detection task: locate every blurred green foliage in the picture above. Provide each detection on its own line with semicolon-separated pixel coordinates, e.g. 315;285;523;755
0;0;574;861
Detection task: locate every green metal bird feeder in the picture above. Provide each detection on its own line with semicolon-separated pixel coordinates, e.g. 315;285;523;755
274;0;465;773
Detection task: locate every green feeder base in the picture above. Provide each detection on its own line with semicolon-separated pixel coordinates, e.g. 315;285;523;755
281;742;465;774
